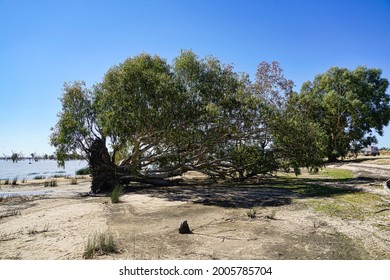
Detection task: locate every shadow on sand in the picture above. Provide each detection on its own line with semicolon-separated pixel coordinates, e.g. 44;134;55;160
124;176;367;209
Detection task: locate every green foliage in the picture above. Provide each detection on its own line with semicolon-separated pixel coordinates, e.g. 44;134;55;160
318;168;354;180
83;231;118;259
298;66;390;161
246;207;257;218
110;185;124;203
50;81;97;167
270;109;327;175
50;51;389;188
229;145;278;179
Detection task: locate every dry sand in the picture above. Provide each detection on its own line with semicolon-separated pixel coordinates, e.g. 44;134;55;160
1;158;389;260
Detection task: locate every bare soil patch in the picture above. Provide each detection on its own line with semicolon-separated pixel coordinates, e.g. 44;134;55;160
1;158;389;259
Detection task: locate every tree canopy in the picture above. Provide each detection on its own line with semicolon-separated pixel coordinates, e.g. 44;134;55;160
296;66;390;161
50;51;389;193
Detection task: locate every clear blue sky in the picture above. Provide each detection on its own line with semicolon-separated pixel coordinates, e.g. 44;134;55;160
1;0;390;156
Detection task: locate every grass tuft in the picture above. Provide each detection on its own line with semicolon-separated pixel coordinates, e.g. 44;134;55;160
83;231;118;259
246;207;257;219
28;223;50;235
0;209;21;219
44;179;57;187
111;185;125;204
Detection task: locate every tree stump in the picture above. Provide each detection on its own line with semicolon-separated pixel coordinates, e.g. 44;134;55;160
179;220;192;234
89;138;118;193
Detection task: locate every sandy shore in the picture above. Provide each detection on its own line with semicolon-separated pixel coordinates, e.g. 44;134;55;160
1;160;389;260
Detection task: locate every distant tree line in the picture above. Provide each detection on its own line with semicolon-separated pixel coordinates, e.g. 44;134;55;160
50;50;390;193
0;152;82;162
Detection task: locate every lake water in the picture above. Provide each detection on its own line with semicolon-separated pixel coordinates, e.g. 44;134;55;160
0;160;88;180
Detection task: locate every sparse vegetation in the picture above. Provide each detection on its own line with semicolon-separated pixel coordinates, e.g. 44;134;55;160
0;209;21;219
34;175;46;180
110;185;124;204
83;231;118;259
303;192;383;220
318;168;355;180
266;209;277;220
28;223;50;235
246;207;257;219
44;179;57;187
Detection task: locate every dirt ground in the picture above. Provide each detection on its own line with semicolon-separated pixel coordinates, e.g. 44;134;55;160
1;156;389;260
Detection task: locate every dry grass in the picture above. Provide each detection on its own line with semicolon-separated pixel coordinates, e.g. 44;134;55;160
83;231;118;259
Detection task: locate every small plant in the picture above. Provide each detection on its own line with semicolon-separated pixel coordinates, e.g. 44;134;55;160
4;178;10;185
83;231;118;259
42;222;50;232
111;185;125;204
12;177;18;185
266;209;277;220
28;227;38;235
246;207;257;219
70;178;78;185
44;179;57;187
0;209;21;219
21;178;27;184
0;233;16;242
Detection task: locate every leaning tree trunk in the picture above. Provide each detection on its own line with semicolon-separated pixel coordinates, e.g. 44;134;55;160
88;138;118;193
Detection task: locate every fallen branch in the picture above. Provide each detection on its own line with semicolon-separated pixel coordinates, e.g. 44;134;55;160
375;208;390;214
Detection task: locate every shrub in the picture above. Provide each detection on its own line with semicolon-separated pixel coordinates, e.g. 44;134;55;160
246;207;257;219
70;178;78;185
76;167;90;176
83;231;118;259
12;177;18;185
110;185;125;204
266;209;277;220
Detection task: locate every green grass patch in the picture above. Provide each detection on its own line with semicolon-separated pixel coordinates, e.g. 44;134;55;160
303;192;383;220
318;168;354;180
44;179;57;187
